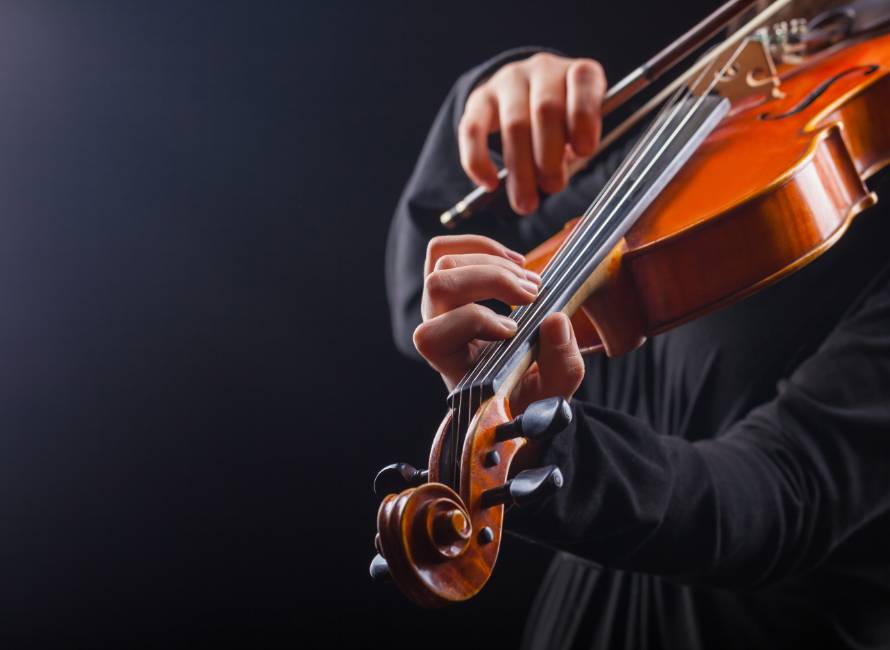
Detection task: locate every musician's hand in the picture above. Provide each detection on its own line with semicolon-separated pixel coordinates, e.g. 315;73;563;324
414;234;585;413
458;52;606;215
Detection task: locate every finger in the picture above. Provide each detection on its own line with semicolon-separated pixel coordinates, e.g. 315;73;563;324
563;143;582;173
529;62;568;194
510;313;584;412
566;59;605;157
425;234;524;277
536;312;585;398
492;68;538;215
413;303;518;389
508;361;542;416
424;265;539;318
434;253;541;283
459;88;500;190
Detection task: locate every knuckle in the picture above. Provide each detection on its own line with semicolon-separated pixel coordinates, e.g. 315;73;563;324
472;305;505;339
466;85;486;105
493;61;521;82
412;321;428;343
494;267;518;292
461;145;487;171
566;353;585;377
459;115;482;140
434;254;458;271
468;304;489;333
570;58;605;84
554;339;577;354
528;51;559;68
534;97;566;122
412;322;432;356
566;359;586;384
503;115;531;138
426;235;447;261
424;269;453;300
458;149;477;177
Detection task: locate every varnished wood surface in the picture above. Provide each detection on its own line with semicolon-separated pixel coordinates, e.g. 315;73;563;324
527;32;890;355
376;398;522;607
376;31;890;609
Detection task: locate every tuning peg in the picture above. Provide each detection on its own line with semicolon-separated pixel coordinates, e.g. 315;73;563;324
369;554;391;582
495;396;573;442
481;465;564;508
373;462;429;496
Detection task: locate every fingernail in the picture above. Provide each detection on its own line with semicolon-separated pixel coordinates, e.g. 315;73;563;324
498;316;518;332
505;249;525;264
519;279;539;295
552;315;571;345
525;269;542;284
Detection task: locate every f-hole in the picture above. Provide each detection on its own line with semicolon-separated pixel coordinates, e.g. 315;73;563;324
760;64;879;121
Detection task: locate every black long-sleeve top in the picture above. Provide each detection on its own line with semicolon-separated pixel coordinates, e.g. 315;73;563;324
385;49;890;650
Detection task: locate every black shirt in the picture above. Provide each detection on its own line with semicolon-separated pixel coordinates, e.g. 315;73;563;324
385;49;890;649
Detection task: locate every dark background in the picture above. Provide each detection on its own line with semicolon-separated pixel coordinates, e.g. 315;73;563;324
0;1;715;647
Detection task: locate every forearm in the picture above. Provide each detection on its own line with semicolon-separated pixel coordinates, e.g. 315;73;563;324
508;282;890;587
509;400;873;587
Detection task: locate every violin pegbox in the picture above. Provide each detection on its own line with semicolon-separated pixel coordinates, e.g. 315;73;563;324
371;395;572;607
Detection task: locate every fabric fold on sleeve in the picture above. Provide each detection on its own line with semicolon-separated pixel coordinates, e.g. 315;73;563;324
508;268;890;588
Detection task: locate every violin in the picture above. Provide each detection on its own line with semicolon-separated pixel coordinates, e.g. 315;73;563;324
371;0;890;607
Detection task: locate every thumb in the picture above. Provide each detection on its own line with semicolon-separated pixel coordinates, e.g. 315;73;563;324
509;312;585;413
537;312;585;399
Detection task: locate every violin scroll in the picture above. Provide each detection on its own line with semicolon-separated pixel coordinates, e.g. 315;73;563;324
372;396;572;607
374;482;476;608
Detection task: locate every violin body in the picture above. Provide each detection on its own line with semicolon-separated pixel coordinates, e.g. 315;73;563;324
540;33;890;357
375;29;890;608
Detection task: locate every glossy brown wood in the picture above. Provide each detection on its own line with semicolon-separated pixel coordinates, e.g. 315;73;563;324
376;398;521;607
528;33;890;356
375;31;890;609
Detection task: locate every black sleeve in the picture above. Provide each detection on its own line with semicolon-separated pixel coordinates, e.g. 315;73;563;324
384;47;629;358
508;269;890;588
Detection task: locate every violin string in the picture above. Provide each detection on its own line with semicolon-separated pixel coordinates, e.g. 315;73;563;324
455;380;461;486
491;45;742;377
456;53;713;392
452;377;458;486
446;87;688;487
445;39;744;489
462;38;743;394
457;64;704;393
445;71;707;489
446;91;685;488
479;58;736;383
454;82;691;395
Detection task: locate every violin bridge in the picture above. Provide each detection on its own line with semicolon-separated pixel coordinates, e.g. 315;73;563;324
694;37;785;103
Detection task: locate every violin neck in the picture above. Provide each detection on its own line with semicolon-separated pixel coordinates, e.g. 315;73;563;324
454;94;731;404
